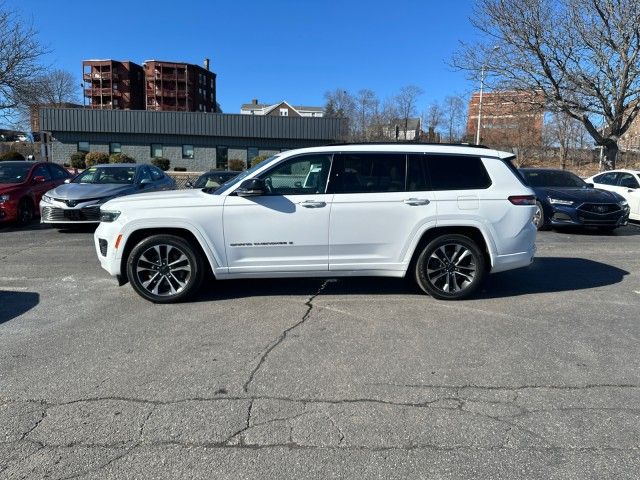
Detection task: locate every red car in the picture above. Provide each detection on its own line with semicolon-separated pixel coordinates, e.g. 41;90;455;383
0;161;71;225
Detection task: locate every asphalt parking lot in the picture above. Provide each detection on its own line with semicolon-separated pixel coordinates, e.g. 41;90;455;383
1;222;639;479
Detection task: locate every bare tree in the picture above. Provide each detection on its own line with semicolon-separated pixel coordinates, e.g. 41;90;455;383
354;89;378;141
35;69;80;105
544;111;587;169
324;88;356;140
395;85;424;139
442;95;467;142
425;102;444;132
454;0;640;169
0;6;47;122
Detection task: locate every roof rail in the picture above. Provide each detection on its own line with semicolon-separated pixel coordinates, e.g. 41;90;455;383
324;141;490;149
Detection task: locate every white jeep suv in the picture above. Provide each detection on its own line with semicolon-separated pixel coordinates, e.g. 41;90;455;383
94;144;537;302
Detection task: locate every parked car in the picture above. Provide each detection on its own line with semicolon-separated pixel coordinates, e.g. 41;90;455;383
584;169;640;221
40;163;175;224
519;168;629;231
186;170;240;190
94;144;537;303
0;161;71;225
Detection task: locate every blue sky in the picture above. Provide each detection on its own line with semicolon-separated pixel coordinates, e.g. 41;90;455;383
11;0;480;113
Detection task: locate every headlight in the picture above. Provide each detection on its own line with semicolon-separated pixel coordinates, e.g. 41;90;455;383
0;194;9;202
42;194;52;203
100;210;121;223
549;198;574;206
619;199;628;207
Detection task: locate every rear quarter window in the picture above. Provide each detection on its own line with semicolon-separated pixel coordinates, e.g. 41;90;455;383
427;155;492;190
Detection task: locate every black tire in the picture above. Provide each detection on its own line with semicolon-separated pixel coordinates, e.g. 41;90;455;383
16;198;34;225
415;234;486;300
126;234;204;303
533;201;548;231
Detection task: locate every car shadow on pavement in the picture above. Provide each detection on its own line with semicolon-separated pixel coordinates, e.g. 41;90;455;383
0;290;40;324
478;256;629;298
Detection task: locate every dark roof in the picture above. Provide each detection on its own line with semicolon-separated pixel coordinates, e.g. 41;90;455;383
40;108;342;141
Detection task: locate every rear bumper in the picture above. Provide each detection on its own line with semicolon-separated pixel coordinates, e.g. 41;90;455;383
491;244;536;273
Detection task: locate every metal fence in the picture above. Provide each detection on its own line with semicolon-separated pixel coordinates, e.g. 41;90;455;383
166;171;203;189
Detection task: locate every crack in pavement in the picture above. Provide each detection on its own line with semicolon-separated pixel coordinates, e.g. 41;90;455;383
242;280;330;393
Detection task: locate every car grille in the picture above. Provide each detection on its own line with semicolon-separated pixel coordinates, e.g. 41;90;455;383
41;206;101;222
578;203;621;214
98;239;108;256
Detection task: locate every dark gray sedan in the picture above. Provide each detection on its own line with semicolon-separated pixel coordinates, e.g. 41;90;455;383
40;163;175;224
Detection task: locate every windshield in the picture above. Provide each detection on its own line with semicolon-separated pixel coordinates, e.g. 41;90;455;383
194;172;238;189
521;170;588;188
73;166;137;185
211;156;279;195
0;163;31;184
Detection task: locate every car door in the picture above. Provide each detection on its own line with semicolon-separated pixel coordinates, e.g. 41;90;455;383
591;172;619;193
223;154;333;273
29;164;55;204
46;163;71;188
327;152;436;272
616;172;640;218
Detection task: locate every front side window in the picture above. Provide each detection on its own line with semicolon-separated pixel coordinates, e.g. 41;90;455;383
259;154;332;195
47;164;70;180
32;165;51;181
109;142;121;154
328;153;406;194
78;141;90;152
427;155;491;190
149;166;165;181
150;144;163;158
182;144;194;159
617;173;639;189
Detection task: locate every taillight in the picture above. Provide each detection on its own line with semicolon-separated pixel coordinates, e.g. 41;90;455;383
508;195;536;205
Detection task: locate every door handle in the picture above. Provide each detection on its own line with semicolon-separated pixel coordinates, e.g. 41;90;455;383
300;200;326;208
403;198;430;206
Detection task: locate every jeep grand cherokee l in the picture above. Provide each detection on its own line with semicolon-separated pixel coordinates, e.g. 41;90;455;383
94;144;537;302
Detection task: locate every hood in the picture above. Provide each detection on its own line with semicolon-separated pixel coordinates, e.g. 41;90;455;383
535;187;622;203
102;188;218;211
46;183;135;200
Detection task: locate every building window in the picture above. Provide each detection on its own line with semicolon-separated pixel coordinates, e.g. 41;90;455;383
150;144;163;158
182;144;194;159
279;108;288;116
78;141;89;152
109;142;121;154
247;147;258;163
216;146;228;170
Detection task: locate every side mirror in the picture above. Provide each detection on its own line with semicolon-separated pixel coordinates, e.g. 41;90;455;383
33;175;46;183
185;181;193;188
235;178;265;197
586;182;594;188
139;178;152;188
64;178;71;184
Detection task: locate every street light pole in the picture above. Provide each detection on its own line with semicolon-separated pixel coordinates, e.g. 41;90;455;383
475;65;485;145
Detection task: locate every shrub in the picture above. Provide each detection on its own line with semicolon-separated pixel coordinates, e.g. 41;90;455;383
0;150;25;161
228;158;246;171
250;154;270;168
173;166;187;172
70;152;87;169
84;151;110;167
109;152;136;164
151;157;170;171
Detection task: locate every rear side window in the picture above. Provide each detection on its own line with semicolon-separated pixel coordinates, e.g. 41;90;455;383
593;172;618;185
427;155;491;190
617;173;639;189
328;153;406;194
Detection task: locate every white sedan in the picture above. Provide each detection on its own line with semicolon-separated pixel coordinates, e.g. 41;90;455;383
585;169;640;221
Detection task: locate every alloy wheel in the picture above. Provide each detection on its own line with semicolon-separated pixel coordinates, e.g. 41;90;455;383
533;204;542;228
425;243;477;294
135;244;193;297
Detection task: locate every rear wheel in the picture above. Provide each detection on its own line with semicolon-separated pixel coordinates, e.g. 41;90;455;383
16;198;33;225
415;234;486;300
127;234;204;303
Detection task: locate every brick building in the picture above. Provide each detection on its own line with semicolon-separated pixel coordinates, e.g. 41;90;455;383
83;60;145;110
144;59;217;112
620;110;640;152
467;90;545;147
82;58;217;113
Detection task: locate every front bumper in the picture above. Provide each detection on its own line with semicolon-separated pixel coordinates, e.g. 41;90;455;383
0;200;18;222
94;221;124;277
40;198;102;223
547;203;629;228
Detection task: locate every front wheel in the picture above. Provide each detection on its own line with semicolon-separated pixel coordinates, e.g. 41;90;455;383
16;198;34;225
415;234;486;300
533;201;548;230
127;234;204;303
